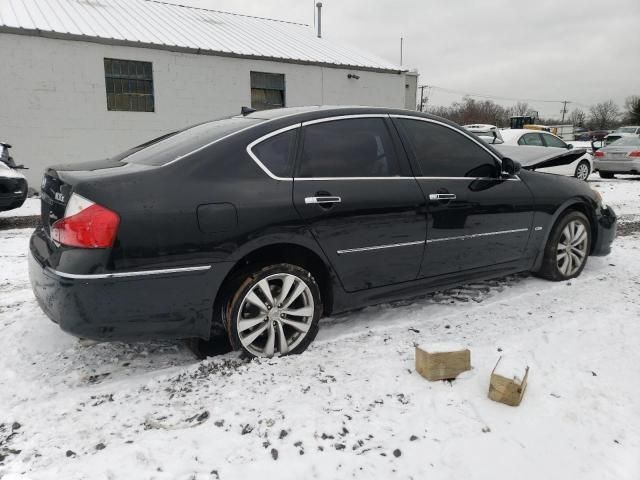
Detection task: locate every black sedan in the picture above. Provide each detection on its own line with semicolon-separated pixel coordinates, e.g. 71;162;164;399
29;107;617;358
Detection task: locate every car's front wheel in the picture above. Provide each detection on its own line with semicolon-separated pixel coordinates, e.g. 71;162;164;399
536;211;591;281
574;160;590;181
226;264;322;358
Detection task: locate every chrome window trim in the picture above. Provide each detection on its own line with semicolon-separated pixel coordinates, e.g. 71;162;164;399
337;240;425;255
245;123;300;181
426;228;529;244
300;114;389;127
45;265;211;280
241;113;520;182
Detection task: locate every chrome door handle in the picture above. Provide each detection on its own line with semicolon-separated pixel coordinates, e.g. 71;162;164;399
429;193;456;200
305;196;342;204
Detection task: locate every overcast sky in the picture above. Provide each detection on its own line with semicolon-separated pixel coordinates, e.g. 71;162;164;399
167;0;639;118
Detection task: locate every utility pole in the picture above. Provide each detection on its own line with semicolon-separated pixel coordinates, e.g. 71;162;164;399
560;100;569;124
418;85;431;112
418;85;426;111
400;37;403;66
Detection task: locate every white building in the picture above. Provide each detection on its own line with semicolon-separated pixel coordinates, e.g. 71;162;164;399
0;0;418;186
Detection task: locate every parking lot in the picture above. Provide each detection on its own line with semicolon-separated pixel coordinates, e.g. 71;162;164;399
1;177;639;479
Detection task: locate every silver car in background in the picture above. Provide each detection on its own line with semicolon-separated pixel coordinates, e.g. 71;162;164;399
593;135;640;178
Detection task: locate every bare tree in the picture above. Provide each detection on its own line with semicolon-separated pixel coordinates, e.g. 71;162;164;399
568;108;586;127
428;97;511;127
589;100;619;129
624;96;640;124
510;101;530;117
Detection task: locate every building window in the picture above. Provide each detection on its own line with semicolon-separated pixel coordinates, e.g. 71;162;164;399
250;72;285;110
104;58;154;112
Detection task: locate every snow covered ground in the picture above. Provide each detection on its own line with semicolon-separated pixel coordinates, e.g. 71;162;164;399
589;176;640;219
0;198;39;219
1;180;639;479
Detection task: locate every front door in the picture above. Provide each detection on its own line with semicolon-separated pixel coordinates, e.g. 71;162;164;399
393;116;535;278
293;116;427;292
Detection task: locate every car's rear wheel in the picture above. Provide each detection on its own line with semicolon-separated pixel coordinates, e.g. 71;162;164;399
226;264;322;358
536;211;591;281
574;160;590;181
599;171;615;179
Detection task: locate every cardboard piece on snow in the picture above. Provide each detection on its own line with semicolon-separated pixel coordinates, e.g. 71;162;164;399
488;356;529;407
415;344;471;381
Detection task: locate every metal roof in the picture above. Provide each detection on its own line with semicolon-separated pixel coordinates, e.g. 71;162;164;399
0;0;404;73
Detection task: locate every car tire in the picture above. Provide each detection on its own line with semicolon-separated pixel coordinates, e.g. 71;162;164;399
536;211;591;281
599;171;615;179
574;160;590;181
225;263;322;358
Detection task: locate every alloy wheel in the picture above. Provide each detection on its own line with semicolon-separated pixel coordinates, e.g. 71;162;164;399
556;220;589;276
236;273;315;357
575;162;590;181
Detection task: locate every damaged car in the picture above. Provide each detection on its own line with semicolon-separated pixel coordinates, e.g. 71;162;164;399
0;143;28;212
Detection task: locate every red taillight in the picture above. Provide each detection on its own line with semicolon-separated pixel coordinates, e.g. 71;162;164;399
629;151;640;157
51;195;120;248
594;151;605;157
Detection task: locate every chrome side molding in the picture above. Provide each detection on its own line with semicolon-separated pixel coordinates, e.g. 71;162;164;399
337;240;425;255
45;265;211;280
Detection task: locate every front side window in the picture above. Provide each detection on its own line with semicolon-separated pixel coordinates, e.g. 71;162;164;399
251;72;285;111
298;118;401;178
542;133;567;148
104;58;154;112
251;129;297;178
518;133;544;146
396;119;498;178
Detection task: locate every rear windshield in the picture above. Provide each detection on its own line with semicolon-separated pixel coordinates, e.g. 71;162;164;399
607;136;640;147
125;116;262;166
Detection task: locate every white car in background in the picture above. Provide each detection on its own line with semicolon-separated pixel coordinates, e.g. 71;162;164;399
604;126;640;146
499;129;593;181
463;124;504;144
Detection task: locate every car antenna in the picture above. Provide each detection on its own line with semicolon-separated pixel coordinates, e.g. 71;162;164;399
241;106;256;116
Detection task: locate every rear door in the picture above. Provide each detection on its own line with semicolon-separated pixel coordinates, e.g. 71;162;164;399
392;116;535;278
292;115;427;292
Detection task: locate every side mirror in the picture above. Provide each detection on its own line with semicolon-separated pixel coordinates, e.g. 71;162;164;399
591;140;600;152
15;164;28;170
566;144;573;149
501;157;521;176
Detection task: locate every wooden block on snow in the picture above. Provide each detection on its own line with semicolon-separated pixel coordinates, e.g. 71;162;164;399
415;343;471;381
488;356;529;407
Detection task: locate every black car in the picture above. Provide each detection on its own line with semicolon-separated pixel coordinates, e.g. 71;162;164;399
29;107;617;358
0;143;28;212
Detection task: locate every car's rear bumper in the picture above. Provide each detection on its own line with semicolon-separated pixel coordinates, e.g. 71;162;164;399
592;205;617;256
0;177;28;209
28;230;234;342
0;192;26;208
594;159;640;174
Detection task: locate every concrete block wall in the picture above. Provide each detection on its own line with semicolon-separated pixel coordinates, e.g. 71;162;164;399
0;33;412;186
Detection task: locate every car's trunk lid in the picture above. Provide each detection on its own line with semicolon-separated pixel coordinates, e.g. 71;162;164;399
39;158;144;236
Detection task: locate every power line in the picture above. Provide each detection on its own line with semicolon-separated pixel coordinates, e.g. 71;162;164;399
426;84;569;105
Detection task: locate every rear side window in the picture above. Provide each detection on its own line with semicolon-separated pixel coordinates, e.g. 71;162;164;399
541;134;567;148
298;118;401;178
126;117;261;166
251;128;297;178
518;133;543;146
396;119;498;178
